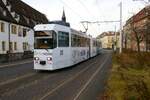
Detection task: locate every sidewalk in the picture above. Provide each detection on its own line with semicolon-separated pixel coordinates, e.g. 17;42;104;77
0;58;33;68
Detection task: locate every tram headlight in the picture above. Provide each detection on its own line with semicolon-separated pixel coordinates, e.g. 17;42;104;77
34;57;39;61
47;57;52;61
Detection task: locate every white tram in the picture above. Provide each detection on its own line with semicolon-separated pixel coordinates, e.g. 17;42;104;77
34;23;101;70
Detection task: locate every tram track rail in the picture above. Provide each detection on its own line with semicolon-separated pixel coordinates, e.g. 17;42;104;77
40;53;109;100
0;54;104;99
0;51;112;100
39;60;99;100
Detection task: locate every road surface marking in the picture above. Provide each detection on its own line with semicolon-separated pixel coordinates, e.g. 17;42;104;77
39;60;99;100
73;55;109;100
0;73;36;86
0;61;33;68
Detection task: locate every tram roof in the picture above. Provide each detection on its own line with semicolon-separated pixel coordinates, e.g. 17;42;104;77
71;29;91;38
48;21;70;27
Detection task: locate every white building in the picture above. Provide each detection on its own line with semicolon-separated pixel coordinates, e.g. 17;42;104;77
0;0;48;62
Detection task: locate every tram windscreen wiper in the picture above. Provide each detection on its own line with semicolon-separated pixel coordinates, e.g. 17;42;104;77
45;49;49;52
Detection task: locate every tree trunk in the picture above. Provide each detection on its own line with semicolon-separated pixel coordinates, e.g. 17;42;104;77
137;40;140;52
134;29;141;52
125;35;127;49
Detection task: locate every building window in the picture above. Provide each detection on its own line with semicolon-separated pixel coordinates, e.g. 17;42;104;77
11;25;17;34
23;28;27;37
0;22;5;32
23;42;28;51
58;31;69;47
23;42;26;50
14;42;17;50
10;42;13;51
2;41;6;51
18;26;23;37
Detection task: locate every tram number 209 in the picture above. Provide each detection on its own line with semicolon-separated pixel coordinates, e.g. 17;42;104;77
60;50;63;55
80;50;86;56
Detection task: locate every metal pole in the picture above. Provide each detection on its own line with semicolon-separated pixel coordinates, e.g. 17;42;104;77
119;2;123;53
114;25;117;52
8;23;11;62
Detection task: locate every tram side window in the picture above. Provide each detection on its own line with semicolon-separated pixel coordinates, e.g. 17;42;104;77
71;34;90;47
71;34;79;47
82;37;86;47
77;35;81;47
93;40;96;47
58;31;69;47
86;38;90;47
71;34;75;47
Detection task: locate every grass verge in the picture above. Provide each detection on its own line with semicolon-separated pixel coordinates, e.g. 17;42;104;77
99;52;150;100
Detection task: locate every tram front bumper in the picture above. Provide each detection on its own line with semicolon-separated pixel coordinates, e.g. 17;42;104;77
34;61;53;70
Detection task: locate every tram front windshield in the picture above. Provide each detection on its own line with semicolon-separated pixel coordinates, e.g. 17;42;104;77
34;31;57;49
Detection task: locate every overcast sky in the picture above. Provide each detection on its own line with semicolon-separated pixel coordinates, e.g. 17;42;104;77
22;0;148;37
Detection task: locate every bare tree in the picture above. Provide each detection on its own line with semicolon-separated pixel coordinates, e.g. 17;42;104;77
131;24;145;52
123;26;133;51
123;31;128;50
146;16;150;52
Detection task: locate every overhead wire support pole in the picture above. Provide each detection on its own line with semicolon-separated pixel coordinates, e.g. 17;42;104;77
119;2;123;53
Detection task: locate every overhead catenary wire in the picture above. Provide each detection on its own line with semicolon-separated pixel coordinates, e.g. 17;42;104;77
59;0;101;35
76;0;99;33
59;0;89;32
58;0;91;33
76;0;95;18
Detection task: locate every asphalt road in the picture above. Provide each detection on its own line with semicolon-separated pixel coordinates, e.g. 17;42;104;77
0;50;112;100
